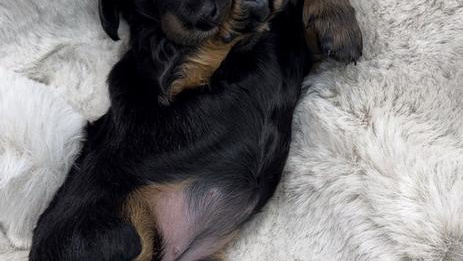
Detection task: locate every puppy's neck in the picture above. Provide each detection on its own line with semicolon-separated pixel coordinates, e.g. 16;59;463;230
125;23;194;103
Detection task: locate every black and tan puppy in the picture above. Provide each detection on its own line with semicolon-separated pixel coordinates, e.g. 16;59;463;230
30;0;362;260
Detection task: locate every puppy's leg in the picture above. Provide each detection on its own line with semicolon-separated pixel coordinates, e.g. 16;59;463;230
30;186;142;261
124;191;161;261
303;0;363;62
30;143;143;261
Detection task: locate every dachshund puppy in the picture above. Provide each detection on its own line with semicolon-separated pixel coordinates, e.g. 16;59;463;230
30;0;362;261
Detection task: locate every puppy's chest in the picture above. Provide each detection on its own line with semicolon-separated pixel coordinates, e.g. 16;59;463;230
127;109;260;166
145;118;256;156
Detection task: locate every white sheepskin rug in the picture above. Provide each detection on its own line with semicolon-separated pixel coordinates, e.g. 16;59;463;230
0;68;84;257
1;0;462;260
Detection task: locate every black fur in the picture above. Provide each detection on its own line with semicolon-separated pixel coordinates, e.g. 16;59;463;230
30;1;313;260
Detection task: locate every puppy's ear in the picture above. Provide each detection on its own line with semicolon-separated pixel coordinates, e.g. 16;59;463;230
99;0;121;41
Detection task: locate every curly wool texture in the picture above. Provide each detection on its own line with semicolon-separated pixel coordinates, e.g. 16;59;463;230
0;0;463;260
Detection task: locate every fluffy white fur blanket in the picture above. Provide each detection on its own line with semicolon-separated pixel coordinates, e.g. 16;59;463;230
1;0;462;260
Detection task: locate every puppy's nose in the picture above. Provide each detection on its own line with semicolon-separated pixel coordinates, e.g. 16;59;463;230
193;2;220;31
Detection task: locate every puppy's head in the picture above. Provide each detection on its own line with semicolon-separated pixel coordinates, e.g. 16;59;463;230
99;0;233;45
99;0;289;101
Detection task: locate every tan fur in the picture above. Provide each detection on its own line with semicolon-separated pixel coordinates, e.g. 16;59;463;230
125;182;191;261
207;251;226;261
169;38;241;97
124;188;158;261
168;1;245;98
169;0;285;99
126;1;292;259
125;181;243;261
170;0;362;98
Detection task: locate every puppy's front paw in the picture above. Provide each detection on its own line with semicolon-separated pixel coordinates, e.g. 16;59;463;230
304;1;363;63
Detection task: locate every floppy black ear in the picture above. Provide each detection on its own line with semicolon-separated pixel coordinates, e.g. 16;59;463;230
99;0;121;41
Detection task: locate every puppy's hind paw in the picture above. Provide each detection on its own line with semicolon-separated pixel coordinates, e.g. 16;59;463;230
304;1;363;63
